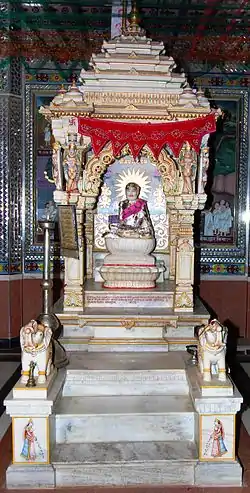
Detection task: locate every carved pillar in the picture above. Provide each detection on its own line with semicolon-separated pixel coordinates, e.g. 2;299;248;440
167;195;206;312
174;209;195;312
168;210;178;281
85;210;94;279
64;208;84;311
52;130;90;313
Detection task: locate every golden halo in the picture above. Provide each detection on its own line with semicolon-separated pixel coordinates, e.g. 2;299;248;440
115;168;151;201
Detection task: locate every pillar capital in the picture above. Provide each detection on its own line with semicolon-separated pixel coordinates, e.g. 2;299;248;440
166;194;207;212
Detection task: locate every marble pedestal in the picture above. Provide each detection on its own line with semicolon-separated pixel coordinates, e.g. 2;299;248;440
55;288;210;352
4;352;243;488
100;236;161;289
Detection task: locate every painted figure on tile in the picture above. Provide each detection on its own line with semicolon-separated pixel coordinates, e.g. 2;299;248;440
20;419;36;461
20;419;44;461
211;418;228;457
63;143;81;193
204;418;228;458
197;319;228;382
20;319;53;384
106;182;154;239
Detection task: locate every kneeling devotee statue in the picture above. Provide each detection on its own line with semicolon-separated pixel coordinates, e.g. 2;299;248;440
100;182;160;289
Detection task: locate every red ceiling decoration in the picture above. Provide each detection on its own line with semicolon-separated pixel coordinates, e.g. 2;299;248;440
78;114;216;159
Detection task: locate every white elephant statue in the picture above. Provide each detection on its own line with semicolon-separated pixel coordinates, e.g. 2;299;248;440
20;319;53;384
197;319;228;382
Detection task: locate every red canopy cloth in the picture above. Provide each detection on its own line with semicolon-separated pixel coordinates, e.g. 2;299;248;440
78;114;216;159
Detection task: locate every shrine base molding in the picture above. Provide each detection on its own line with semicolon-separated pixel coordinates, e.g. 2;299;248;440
55;292;210;352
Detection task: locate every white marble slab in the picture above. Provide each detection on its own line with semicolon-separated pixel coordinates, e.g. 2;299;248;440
85;292;174;308
53;441;197;485
56;394;194;414
62;352;189;395
55;395;195;443
93;325;164;339
87;342;170;352
52;440;197;462
199;378;234;397
164;325;195;338
187;364;234;397
4;369;66;417
63;324;94;338
195;461;242;486
186;364;242;412
168;342;196;351
63;370;189;396
13;370;57;399
84;280;174;309
54;461;195;486
6;464;55;488
67;351;186;370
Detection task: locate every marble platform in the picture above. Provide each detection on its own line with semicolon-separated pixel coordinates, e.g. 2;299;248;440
55;395;195;443
62;351;189;396
53;353;242;486
5;352;243;488
84;280;174;308
52;441;197;486
55;296;210;352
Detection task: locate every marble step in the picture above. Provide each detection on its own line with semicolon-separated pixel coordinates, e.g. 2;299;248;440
55;395;195;443
63;351;189;396
52;440;197;486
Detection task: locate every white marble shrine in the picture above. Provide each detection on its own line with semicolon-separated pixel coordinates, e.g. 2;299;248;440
4;6;243;489
37;6;217;352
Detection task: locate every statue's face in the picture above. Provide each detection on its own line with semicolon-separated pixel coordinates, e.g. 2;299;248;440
126;183;139;201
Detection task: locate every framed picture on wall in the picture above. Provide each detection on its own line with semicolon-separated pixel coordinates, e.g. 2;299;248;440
25;84;61;256
200;95;239;246
199;88;249;275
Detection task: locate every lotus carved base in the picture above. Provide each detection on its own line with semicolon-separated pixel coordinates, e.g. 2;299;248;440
100;236;159;289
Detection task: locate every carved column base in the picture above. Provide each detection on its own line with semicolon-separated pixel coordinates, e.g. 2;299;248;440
63;208;84;312
174;286;193;312
53;190;79;205
64;287;83;312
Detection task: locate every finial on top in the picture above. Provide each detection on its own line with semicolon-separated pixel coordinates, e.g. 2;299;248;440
123;0;145;37
130;1;139;28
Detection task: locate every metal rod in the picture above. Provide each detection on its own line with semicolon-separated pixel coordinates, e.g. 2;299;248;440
42;221;52;314
37;219;59;332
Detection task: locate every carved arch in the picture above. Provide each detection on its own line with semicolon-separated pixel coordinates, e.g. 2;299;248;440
83;143;183;209
84;144;115;200
156;148;183;196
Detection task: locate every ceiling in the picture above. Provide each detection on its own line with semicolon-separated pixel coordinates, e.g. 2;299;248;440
1;1;250;64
